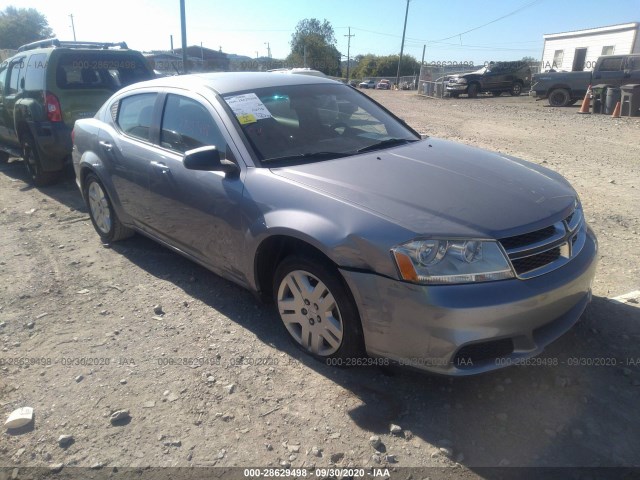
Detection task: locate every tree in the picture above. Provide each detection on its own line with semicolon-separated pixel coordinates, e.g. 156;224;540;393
351;54;419;79
287;18;341;76
0;6;53;49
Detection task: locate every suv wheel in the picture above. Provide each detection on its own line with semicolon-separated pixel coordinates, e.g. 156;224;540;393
274;255;364;362
467;83;479;98
83;173;133;243
510;82;523;96
548;88;571;107
21;132;59;186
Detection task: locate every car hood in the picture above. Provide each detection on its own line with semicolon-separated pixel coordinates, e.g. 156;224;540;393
270;138;577;238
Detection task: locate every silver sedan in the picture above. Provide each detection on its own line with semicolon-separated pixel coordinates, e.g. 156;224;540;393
72;73;597;375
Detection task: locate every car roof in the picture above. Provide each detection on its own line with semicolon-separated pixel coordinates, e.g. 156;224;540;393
118;72;341;96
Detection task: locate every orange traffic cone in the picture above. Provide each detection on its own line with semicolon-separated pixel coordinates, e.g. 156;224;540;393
578;85;592;114
611;101;621;118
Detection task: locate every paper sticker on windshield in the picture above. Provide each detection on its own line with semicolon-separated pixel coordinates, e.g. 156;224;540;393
237;113;257;125
225;93;272;123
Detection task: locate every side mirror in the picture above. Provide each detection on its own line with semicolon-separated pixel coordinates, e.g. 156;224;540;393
183;146;239;175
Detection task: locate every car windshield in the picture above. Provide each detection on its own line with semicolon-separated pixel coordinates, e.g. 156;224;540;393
222;83;419;165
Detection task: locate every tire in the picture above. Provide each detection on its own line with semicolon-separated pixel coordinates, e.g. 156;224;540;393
510;82;523;96
467;83;479;98
83;173;133;243
548;88;571;107
274;255;364;362
492;91;502;97
21;132;60;186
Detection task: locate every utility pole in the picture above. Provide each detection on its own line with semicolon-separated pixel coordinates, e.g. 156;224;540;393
179;0;188;74
344;27;355;83
69;14;76;41
170;34;174;53
396;0;410;89
421;44;426;65
264;42;271;59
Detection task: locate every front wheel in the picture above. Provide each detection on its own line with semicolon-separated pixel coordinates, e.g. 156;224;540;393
83;173;133;243
21;132;59;186
274;255;364;361
467;83;479;98
510;82;523;96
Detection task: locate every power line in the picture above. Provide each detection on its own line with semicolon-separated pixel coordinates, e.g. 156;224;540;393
430;0;545;42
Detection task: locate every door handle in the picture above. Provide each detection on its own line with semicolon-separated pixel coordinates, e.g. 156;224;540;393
150;161;170;172
98;140;113;151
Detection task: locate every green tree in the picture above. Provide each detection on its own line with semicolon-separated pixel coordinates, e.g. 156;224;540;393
351;54;419;79
0;6;53;49
287;18;341;76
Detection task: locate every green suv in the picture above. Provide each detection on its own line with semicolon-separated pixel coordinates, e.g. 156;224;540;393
0;39;153;185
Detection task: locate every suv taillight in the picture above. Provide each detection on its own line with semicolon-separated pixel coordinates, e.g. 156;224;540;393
45;92;62;122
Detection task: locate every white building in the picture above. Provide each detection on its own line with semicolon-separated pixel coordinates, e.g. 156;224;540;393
541;22;639;72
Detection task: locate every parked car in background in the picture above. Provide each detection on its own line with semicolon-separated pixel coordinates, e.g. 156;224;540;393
0;38;153;185
268;68;327;77
358;79;376;89
530;54;640;107
72;72;597;375
447;61;531;98
376;79;392;90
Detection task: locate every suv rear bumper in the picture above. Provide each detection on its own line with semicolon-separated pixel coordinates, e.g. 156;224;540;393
29;121;72;172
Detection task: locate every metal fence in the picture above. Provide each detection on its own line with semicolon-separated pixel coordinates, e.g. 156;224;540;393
352;75;419;90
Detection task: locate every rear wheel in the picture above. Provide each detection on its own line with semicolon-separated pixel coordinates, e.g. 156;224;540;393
548;88;571;107
467;83;479;98
21;132;59;186
274;255;364;362
83;173;133;243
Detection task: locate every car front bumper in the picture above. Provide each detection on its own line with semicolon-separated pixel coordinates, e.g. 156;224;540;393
446;84;468;92
340;226;598;375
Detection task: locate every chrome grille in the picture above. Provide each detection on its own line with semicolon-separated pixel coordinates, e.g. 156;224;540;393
499;207;586;279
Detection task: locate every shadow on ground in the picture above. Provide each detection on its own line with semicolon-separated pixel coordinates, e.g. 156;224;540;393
106;233;640;473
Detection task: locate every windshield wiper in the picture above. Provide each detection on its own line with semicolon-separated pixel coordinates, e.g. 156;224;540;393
356;138;418;154
264;151;351;163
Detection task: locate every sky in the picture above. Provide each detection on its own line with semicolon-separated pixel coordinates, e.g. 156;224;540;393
5;0;640;64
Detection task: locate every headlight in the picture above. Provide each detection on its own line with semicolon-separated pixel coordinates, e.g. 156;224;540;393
391;239;515;284
456;78;467;84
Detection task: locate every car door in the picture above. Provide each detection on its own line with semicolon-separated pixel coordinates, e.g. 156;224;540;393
0;63;8;141
0;57;26;146
144;91;247;280
623;56;640;84
593;56;626;86
101;91;159;224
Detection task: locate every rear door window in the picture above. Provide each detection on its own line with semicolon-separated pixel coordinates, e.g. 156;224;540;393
7;59;25;95
56;53;152;91
116;93;157;141
598;57;624;72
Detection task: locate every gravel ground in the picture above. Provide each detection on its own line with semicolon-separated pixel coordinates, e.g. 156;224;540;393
1;90;639;479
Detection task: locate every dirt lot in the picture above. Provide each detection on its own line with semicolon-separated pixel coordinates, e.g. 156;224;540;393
1;91;639;478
